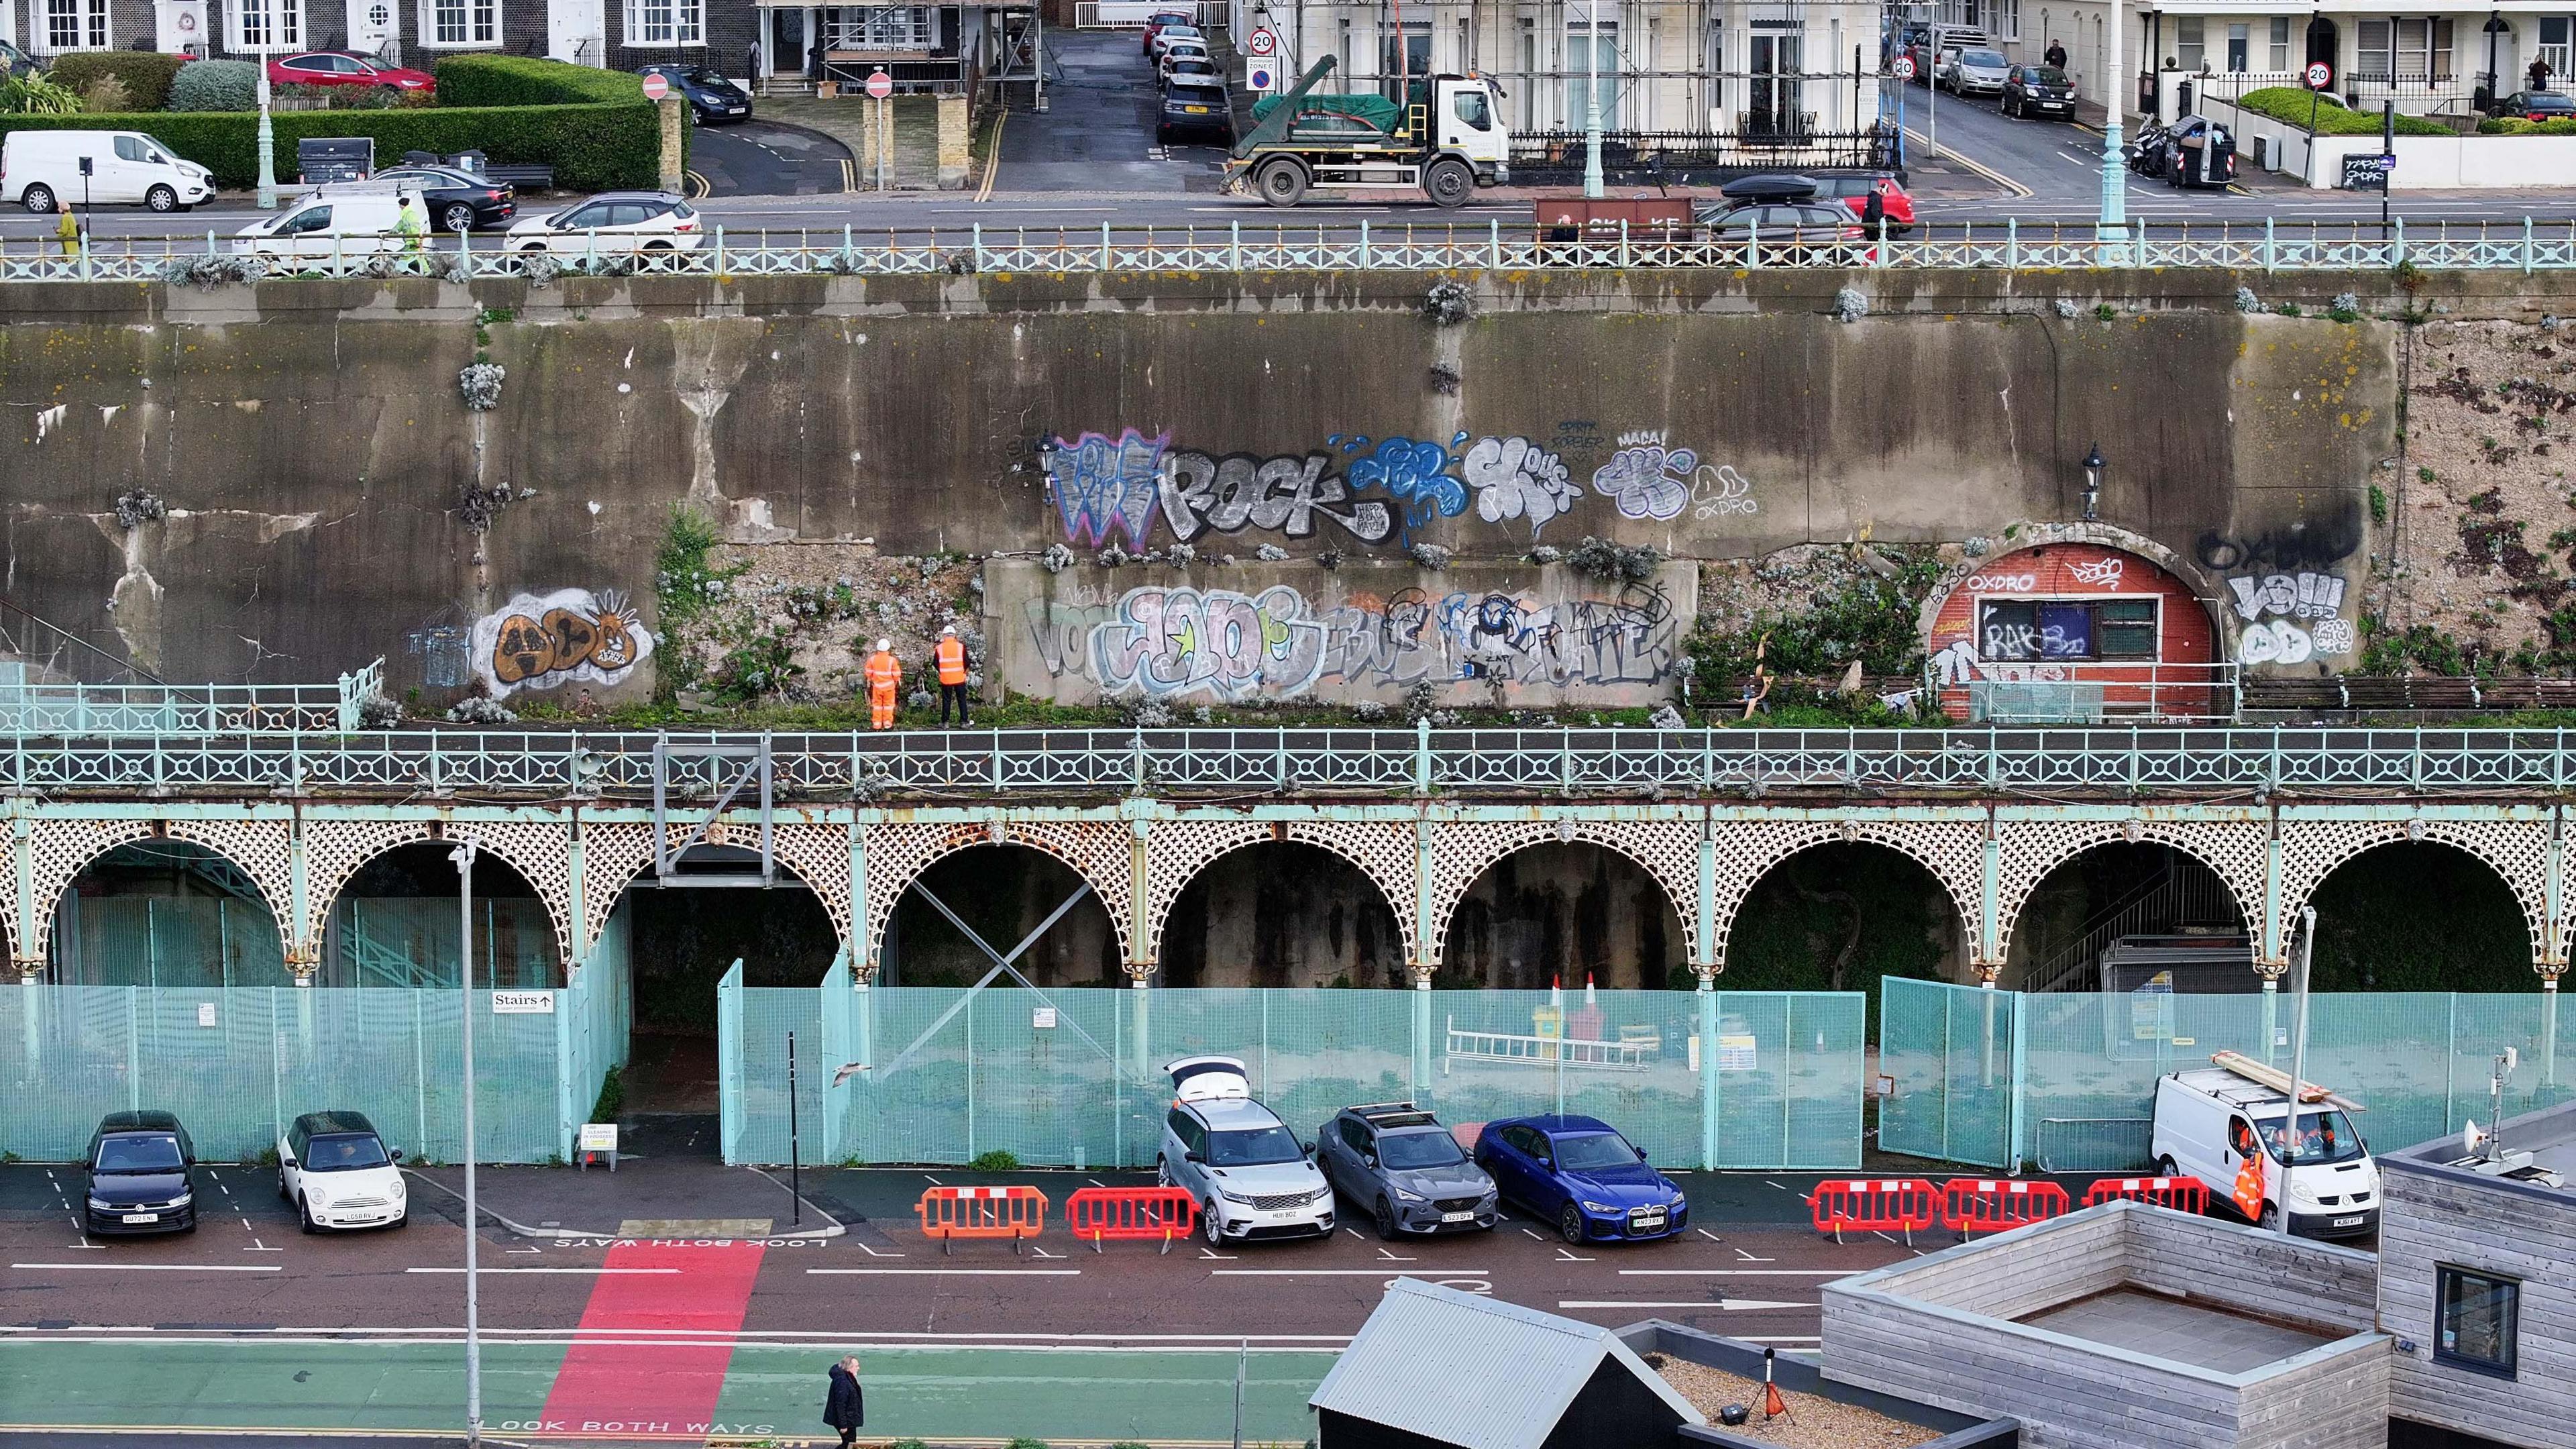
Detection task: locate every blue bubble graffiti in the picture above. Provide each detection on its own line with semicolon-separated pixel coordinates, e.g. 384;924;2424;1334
1046;429;1168;549
1342;431;1471;527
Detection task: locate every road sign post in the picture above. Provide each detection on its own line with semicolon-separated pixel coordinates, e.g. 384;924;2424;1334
2305;60;2332;146
1892;55;1915;80
867;69;894;191
643;72;683;195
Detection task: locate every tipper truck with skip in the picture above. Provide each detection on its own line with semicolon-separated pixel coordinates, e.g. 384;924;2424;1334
1224;57;1509;207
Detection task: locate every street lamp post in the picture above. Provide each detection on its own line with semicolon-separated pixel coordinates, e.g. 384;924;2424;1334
2099;0;2127;241
1581;0;1605;199
2081;443;2105;521
449;842;483;1449
254;11;278;210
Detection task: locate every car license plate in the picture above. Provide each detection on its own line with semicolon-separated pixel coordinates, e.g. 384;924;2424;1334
1185;105;1208;113
1630;1211;1666;1228
2332;1214;2364;1228
1440;1211;1475;1223
121;1213;158;1224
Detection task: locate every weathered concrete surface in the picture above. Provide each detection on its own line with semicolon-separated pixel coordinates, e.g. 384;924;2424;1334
994;559;1695;706
0;268;2479;692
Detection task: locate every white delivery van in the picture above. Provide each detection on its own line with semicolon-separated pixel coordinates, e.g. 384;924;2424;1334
2151;1061;2379;1238
231;189;426;260
1;130;215;214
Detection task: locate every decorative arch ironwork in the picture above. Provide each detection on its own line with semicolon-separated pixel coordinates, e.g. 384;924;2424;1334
859;818;1134;975
1990;816;2270;965
301;819;574;975
1426;818;1700;971
1142;819;1419;967
1709;819;1986;975
2279;816;2553;970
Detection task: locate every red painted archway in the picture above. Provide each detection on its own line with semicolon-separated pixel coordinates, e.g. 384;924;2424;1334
1925;543;2220;721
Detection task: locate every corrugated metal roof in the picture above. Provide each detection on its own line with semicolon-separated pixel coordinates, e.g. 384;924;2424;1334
1309;1280;1703;1449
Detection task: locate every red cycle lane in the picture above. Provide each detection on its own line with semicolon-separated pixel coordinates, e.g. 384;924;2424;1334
533;1238;767;1439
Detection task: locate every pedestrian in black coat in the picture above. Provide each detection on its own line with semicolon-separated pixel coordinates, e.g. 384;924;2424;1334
824;1355;864;1448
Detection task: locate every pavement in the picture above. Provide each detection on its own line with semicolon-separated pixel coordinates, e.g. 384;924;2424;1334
687;120;857;199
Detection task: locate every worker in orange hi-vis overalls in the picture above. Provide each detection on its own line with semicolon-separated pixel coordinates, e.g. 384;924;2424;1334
934;623;972;727
863;637;902;730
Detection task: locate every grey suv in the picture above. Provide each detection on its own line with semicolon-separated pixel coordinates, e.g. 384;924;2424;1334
1316;1102;1499;1238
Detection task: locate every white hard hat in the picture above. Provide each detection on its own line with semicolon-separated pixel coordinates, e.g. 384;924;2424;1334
876;638;892;651
942;624;957;636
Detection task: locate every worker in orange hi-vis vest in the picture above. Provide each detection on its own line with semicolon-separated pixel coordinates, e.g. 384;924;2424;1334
2231;1118;2268;1224
934;624;973;727
863;637;902;730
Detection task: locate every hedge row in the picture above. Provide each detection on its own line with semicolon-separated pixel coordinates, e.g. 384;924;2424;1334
0;56;665;191
2479;116;2576;136
2233;87;2453;136
45;52;186;111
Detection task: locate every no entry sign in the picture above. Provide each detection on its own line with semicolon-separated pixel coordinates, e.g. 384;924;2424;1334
640;70;669;101
866;69;895;99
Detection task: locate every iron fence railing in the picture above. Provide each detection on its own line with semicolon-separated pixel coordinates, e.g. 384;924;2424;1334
0;657;383;736
9;725;2576;796
13;217;2576;283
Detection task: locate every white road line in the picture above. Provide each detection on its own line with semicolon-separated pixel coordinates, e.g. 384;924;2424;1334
1210;1268;1491;1276
1344;1228;1364;1240
1554;1248;1593;1262
1696;1229;1723;1242
6;1332;1353;1350
1521;1228;1545;1240
1733;1248;1775;1261
1619;1269;1845;1276
1556;1299;1815;1311
806;1267;1081;1276
854;1240;907;1258
12;1263;280;1272
1375;1248;1415;1261
404;1258;680;1268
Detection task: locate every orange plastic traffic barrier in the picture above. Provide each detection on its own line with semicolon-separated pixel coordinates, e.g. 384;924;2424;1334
1065;1186;1199;1253
1803;1177;1945;1245
2081;1175;2210;1214
917;1185;1049;1254
1941;1177;2071;1238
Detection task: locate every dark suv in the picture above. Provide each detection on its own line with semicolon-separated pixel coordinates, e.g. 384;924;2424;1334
1161;76;1233;143
1315;1102;1498;1238
2002;63;2077;120
84;1110;198;1236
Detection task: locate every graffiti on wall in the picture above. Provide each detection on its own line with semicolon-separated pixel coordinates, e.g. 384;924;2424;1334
1042;427;1741;544
1028;580;1679;701
471;588;655;697
2196;514;2363;575
2229;570;2353;664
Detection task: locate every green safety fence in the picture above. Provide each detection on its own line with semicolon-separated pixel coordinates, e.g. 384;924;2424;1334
0;983;570;1163
51;896;292;987
723;984;1866;1171
1880;977;2576;1171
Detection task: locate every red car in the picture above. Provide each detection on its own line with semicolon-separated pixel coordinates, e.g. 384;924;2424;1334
267;52;435;93
1813;172;1917;235
1140;9;1195;56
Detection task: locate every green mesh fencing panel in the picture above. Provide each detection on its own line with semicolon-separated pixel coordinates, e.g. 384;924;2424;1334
727;986;827;1166
51;898;290;987
0;986;568;1163
1877;979;2019;1168
327;898;559;989
1430;990;1697;1164
841;987;1138;1169
1153;989;1417;1152
1713;993;1867;1171
559;912;634;1146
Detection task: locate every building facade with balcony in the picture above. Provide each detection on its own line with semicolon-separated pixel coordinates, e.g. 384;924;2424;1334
1245;0;1884;146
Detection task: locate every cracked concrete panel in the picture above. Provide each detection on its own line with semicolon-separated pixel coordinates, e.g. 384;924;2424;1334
80;509;325;678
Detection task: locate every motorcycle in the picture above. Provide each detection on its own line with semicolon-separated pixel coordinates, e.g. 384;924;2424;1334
2125;119;2172;176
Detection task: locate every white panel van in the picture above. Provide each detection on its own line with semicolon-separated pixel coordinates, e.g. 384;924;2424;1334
1;130;214;213
230;189;426;260
2151;1065;2380;1238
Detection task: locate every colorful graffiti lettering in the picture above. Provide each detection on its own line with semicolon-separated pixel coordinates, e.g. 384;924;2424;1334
1590;431;1699;522
1440;586;1679;686
1046;429;1167;548
1087;585;1328;700
470;588;654;697
1462;436;1579;536
1159;451;1393;543
2229;570;2353;663
1341;433;1469;524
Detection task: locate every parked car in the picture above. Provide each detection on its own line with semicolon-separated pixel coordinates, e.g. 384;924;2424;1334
369;164;515;232
2;129;215;214
1316;1102;1497;1239
1157;1055;1336;1244
1163;53;1220;85
2001;62;2077;119
1148;23;1203;60
1159;39;1212;76
0;36;38;78
267;51;436;93
1698;200;1872;261
1940;47;2011;96
506;191;704;253
1806;172;1916;234
639;63;753;124
2159;113;2237;188
84;1110;197;1237
231;189;426;259
1161;76;1234;143
1907;28;1988;85
2492;89;2576;122
1142;9;1195;56
1473;1114;1688;1244
277;1110;407;1232
2152;1067;2379;1238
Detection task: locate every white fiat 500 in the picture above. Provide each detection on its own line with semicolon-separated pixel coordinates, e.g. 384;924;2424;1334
278;1110;407;1232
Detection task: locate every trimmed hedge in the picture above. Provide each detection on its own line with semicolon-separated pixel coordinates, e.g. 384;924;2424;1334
2479;115;2576;135
46;52;186;111
2233;87;2453;136
168;58;262;112
0;56;665;191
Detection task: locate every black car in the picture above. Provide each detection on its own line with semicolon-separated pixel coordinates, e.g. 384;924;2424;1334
1160;77;1233;143
640;64;753;124
1315;1102;1498;1238
84;1110;197;1236
2493;89;2576;122
2002;63;2077;119
370;164;515;233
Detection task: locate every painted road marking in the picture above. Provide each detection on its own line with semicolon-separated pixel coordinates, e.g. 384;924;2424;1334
855;1241;906;1257
1697;1230;1723;1242
1210;1269;1491;1277
806;1268;1082;1277
1554;1248;1593;1263
543;1238;767;1436
1619;1269;1845;1276
1733;1248;1775;1261
1556;1299;1815;1311
1373;1247;1413;1261
12;1263;281;1272
405;1267;681;1275
0;1327;1355;1344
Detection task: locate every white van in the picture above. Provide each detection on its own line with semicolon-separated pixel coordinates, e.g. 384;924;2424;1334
1;130;214;214
231;189;426;260
2151;1065;2380;1238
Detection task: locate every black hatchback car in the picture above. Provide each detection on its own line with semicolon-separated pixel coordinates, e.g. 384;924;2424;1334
2002;63;2077;120
369;164;516;233
639;64;753;124
84;1110;197;1236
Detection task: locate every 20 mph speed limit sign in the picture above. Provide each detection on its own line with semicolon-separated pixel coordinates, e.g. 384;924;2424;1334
1248;25;1277;56
1892;56;1915;79
2305;60;2332;88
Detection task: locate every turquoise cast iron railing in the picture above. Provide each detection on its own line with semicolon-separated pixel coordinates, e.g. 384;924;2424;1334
9;217;2576;281
10;724;2576;796
0;657;382;735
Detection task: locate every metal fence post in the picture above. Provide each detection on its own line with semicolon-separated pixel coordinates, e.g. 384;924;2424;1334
1619;219;1631;269
2006;216;2019;270
1415;717;1432;796
1698;983;1719;1169
971;222;986;272
1230;219;1242;271
2392;216;2406;270
1360;219;1372;269
1489;217;1502;268
2526;215;2537;276
2263;215;2276;273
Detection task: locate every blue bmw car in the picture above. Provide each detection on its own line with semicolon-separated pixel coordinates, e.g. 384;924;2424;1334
1474;1114;1688;1244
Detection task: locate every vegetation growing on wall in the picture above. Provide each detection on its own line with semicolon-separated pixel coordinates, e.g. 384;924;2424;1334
1688;545;1945;720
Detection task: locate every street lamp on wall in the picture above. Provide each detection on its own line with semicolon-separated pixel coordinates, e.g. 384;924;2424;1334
2080;443;2105;521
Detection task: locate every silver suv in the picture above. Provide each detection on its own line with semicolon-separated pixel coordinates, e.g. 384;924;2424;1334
1157;1055;1336;1245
